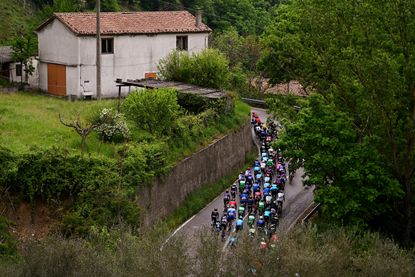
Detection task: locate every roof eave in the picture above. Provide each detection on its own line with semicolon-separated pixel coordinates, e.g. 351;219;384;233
75;30;212;37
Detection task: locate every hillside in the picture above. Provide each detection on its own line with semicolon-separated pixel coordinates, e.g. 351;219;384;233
0;0;33;44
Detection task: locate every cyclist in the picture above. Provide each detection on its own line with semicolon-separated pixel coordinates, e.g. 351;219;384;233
239;179;246;193
236;216;244;232
230;183;237;199
257;216;265;229
221;214;228;231
238;172;244;181
253;182;260;193
223;190;230;208
277;191;285;210
238;205;246;218
264;209;271;223
247;195;254;213
258;200;265;214
271;183;279;198
211;208;219;225
248;213;255;226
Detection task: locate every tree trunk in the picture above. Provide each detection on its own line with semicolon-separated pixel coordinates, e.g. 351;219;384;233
403;179;413;247
81;136;86;157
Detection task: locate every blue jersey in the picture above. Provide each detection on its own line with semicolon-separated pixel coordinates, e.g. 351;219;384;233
264;188;271;194
264;210;271;218
236;219;243;226
257;219;265;227
253;184;260;192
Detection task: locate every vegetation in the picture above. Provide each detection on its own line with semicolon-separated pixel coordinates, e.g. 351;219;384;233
158;49;230;89
0;91;249;240
0;225;413;276
262;0;415;246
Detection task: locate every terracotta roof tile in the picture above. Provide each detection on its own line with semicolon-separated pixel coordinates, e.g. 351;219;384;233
37;11;211;35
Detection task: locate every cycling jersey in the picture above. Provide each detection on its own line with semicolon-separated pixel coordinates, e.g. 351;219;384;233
277;193;285;202
253;184;260;192
248;215;255;225
257;219;265;227
258;201;265;210
264;210;271;218
264;187;271;195
229;200;237;208
265;195;272;204
236;219;243;226
271;184;278;191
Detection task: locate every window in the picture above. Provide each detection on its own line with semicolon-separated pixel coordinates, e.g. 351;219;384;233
176;36;188;51
101;38;114;54
16;64;22;77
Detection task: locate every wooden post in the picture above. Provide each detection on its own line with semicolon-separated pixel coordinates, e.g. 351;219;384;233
117;85;121;113
96;0;101;100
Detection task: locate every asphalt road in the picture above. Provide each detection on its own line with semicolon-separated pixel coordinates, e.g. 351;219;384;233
168;107;314;243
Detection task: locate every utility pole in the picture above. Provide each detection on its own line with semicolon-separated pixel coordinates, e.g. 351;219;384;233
96;0;101;100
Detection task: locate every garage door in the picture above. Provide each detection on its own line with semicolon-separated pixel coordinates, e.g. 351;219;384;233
47;64;66;96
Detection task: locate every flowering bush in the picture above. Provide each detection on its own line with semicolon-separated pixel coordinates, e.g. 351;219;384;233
95;108;130;143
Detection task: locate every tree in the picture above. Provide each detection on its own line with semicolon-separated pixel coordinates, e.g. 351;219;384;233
10;31;37;86
262;0;415;245
59;113;101;157
123;88;180;136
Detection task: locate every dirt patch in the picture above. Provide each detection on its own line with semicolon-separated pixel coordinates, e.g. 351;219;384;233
5;200;60;242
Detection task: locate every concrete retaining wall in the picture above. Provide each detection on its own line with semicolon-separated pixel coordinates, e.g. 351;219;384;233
138;120;255;226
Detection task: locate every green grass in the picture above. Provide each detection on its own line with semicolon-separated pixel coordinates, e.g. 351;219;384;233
0;92;118;157
0;92;251;161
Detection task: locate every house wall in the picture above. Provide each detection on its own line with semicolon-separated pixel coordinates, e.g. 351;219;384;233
138;121;256;227
9;57;39;87
37;18;209;97
78;32;209;98
37;19;79;94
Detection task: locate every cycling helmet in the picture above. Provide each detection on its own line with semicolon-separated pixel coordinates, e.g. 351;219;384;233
214;208;217;211
259;216;264;219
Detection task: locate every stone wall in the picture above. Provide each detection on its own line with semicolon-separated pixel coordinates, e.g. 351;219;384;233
138;121;255;226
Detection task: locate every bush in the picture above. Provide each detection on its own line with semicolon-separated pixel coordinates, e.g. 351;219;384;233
123;88;181;136
94;108;130;143
157;50;192;83
158;49;230;89
0;216;17;260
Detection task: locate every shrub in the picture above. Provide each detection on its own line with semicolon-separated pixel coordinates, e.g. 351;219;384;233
158;50;192;82
94;108;130;143
0;216;17;260
158;49;230;89
123;88;181;136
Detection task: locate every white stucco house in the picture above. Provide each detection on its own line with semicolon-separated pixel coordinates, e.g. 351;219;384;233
36;11;211;98
0;46;39;87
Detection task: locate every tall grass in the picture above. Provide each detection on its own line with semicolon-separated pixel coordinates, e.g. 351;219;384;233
1;225;413;277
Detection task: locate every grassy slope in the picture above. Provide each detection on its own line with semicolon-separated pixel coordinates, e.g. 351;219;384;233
0;0;32;43
0;92;118;157
0;92;251;160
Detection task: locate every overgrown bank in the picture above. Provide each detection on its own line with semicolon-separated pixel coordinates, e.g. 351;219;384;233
0;225;413;276
0;90;250;258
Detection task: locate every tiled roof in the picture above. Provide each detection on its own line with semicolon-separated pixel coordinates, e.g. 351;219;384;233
37;11;211;35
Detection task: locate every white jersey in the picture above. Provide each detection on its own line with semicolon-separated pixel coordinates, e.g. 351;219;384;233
277;192;285;202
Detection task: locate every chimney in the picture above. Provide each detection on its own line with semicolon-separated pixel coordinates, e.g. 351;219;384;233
196;9;202;27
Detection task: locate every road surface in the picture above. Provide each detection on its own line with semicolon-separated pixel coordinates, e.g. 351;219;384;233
168;107;314;243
